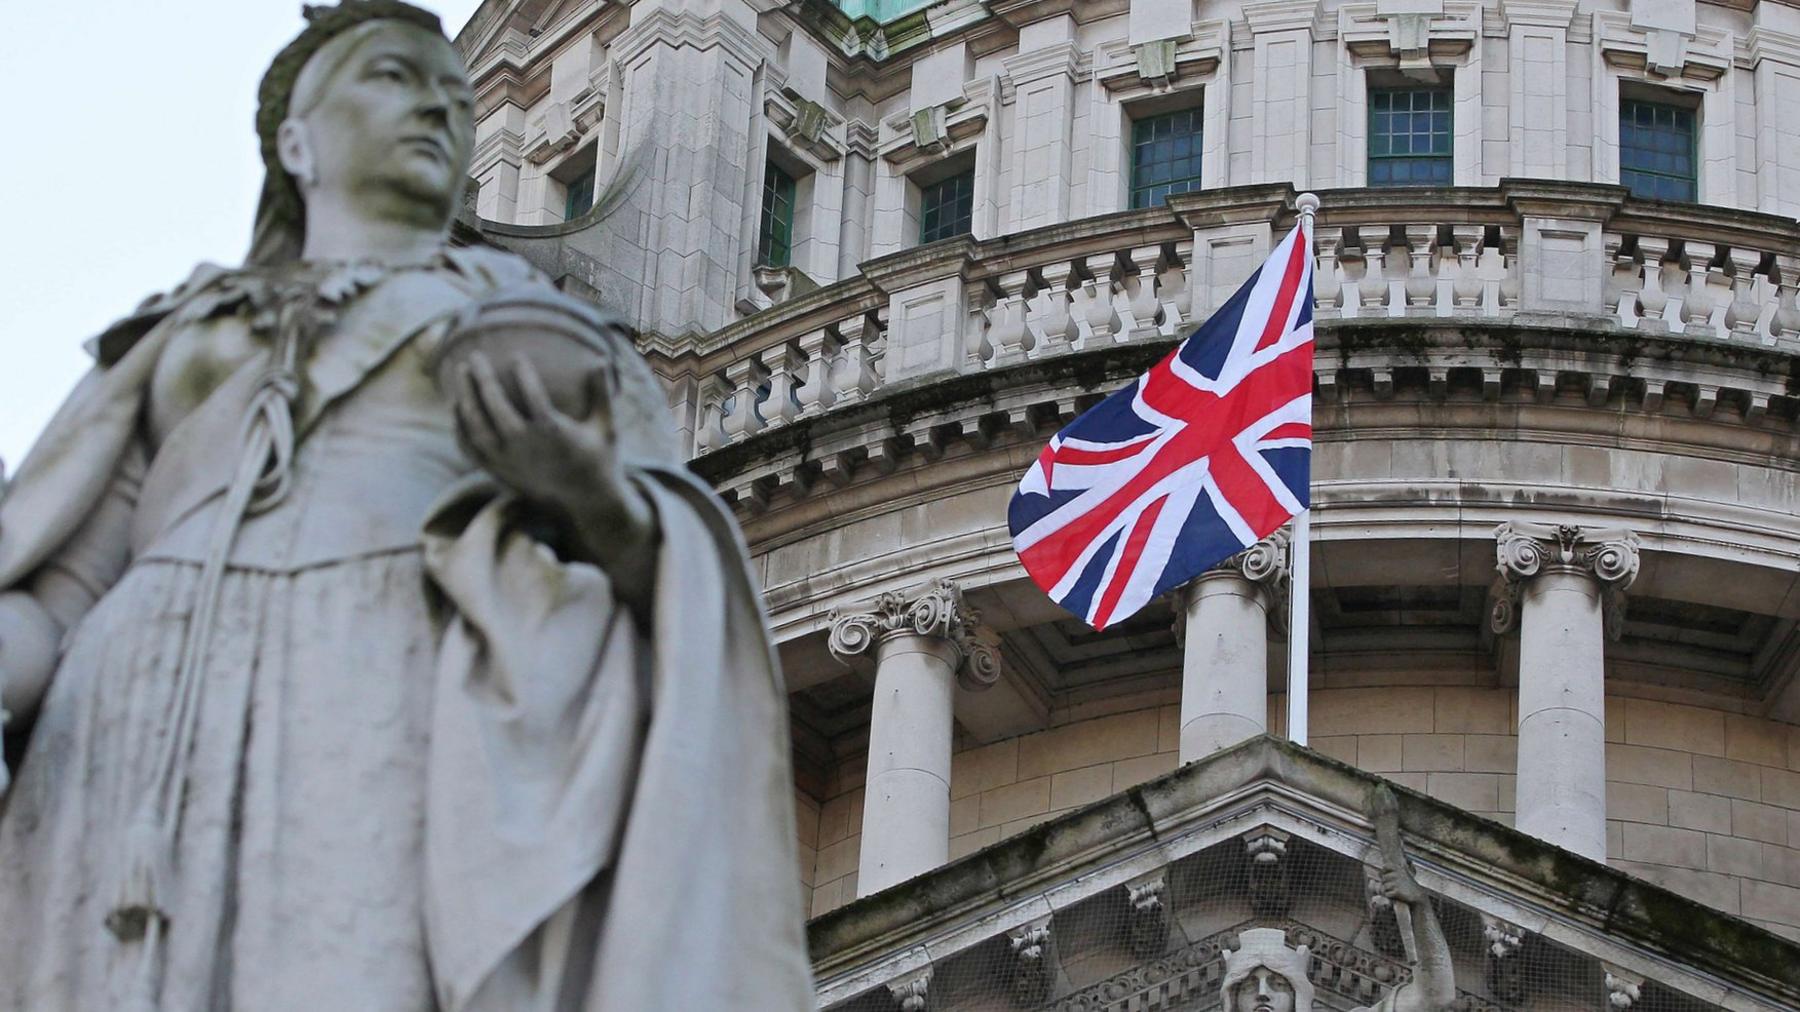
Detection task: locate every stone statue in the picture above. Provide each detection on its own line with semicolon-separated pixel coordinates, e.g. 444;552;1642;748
1221;789;1456;1012
0;2;813;1008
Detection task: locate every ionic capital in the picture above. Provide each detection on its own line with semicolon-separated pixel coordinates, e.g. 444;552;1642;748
1491;522;1640;638
827;579;1002;691
1171;530;1292;641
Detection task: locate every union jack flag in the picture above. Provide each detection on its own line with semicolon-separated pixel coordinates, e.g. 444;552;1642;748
1008;222;1314;631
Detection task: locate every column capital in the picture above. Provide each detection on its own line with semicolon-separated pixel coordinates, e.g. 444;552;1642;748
827;579;1001;690
1171;530;1291;639
1491;521;1640;638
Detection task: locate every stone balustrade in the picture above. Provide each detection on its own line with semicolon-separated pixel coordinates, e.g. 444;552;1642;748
658;181;1800;482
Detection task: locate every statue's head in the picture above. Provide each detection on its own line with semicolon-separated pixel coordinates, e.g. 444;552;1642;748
1221;928;1315;1012
249;2;473;264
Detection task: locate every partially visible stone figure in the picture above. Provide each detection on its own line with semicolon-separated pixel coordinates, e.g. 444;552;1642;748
0;2;812;1008
1221;794;1456;1012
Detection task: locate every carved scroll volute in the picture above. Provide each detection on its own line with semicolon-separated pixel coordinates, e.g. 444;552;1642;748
1170;530;1292;644
1490;522;1640;640
827;579;1003;692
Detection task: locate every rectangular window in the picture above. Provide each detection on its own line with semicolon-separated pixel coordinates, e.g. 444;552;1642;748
1129;107;1205;209
918;169;975;244
758;160;798;267
1619;97;1697;202
563;164;596;220
1368;87;1452;186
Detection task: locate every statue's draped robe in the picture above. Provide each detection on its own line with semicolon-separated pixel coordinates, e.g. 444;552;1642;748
0;250;814;1010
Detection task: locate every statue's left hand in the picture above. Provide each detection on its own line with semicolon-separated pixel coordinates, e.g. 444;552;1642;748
451;352;658;587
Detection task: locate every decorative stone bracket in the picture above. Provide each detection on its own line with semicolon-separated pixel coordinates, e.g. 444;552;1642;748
1490;522;1640;641
887;965;932;1011
1604;963;1644;1009
1009;916;1057;1006
1481;913;1527;1003
1126;872;1170;959
1246;826;1292;917
828;579;1002;691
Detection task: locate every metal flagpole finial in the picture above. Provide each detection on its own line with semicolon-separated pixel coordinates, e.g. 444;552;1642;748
1295;192;1320;228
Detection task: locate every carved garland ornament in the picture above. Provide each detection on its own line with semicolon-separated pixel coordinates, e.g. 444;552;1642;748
827;579;1002;691
1490;522;1640;640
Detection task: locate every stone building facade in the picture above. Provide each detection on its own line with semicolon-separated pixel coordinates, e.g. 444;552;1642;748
453;0;1800;1001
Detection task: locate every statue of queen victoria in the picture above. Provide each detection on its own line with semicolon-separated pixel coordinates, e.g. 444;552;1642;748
0;2;814;1008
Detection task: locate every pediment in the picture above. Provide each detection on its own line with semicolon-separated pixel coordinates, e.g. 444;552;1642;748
809;738;1800;1012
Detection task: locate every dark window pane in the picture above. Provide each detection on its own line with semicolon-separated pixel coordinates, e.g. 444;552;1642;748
1368;85;1453;187
1619;96;1696;202
758;160;798;266
563;165;596;220
919;168;975;243
1129;108;1205;208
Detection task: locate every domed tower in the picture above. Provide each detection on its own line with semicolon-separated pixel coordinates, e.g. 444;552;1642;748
458;1;1800;1007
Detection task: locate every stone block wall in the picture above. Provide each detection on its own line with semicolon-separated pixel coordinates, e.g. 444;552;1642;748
1602;698;1800;942
799;686;1800;937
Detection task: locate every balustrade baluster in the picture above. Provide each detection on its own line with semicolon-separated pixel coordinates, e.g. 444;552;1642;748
1722;247;1765;343
1158;241;1193;337
759;343;803;427
1339;240;1369;319
1774;254;1800;348
966;284;997;367
1121;244;1164;337
692;373;729;455
1072;251;1123;348
1355;226;1389;315
831;313;879;405
1680;241;1725;338
1402;224;1435;313
1027;260;1078;358
794;328;838;418
1605;234;1640;329
1494;227;1521;311
1380;228;1408;317
1450;225;1481;314
987;269;1034;363
721;357;768;443
1635;236;1673;328
1313;231;1341;320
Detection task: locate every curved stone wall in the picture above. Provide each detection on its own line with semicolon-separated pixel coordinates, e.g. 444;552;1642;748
799;689;1800;944
456;0;1800;941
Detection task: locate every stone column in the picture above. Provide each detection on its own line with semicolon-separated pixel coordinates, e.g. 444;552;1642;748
1172;532;1289;762
829;580;1000;896
1492;522;1640;861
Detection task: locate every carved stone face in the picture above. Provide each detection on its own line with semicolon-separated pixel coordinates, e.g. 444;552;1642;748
294;21;475;220
1232;966;1299;1012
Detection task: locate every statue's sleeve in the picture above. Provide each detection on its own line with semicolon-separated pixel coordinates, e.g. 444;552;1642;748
0;422;149;722
418;467;813;1012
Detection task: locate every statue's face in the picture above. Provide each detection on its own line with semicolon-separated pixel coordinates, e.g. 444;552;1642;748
1233;967;1297;1012
294;22;475;219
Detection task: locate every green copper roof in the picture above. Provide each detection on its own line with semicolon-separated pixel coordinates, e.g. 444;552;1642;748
834;0;935;22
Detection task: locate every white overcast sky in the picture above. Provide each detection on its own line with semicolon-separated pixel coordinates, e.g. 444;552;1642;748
0;0;487;467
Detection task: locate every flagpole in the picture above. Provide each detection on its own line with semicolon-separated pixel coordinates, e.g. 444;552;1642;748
1287;192;1319;748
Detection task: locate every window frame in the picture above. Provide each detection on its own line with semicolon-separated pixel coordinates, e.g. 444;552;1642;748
916;162;976;245
550;143;600;223
1366;83;1454;188
1617;92;1698;203
1127;105;1206;210
757;159;799;268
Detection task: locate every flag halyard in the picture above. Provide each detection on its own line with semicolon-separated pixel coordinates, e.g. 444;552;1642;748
1008;222;1315;631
